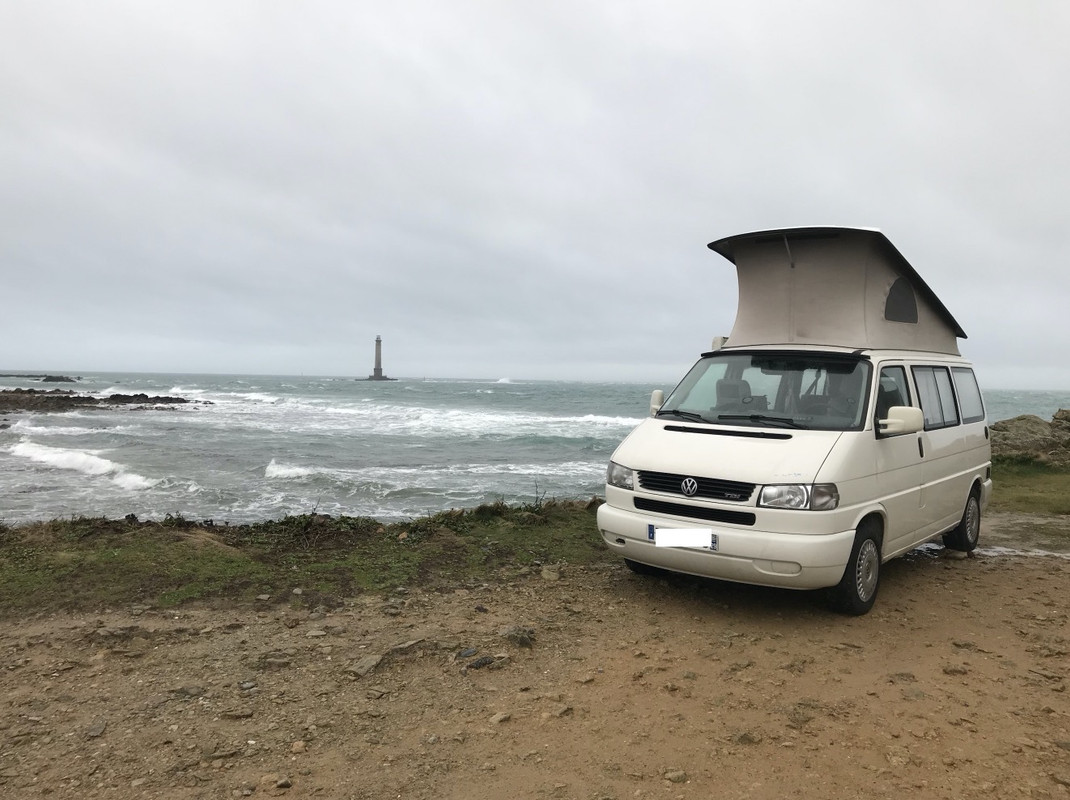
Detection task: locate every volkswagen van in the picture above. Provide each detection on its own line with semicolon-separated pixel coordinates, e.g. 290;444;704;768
596;227;992;614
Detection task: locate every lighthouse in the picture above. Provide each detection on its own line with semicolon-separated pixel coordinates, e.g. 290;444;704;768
364;335;397;381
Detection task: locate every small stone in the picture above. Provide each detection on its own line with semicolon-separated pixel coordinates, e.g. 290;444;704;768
500;626;536;648
256;594;271;601
490;712;511;724
664;769;688;783
887;672;916;684
85;719;107;739
291;741;306;753
292;588;303;595
541;566;561;581
348;654;384;677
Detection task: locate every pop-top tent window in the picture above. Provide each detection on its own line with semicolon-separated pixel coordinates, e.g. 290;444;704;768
884;277;919;324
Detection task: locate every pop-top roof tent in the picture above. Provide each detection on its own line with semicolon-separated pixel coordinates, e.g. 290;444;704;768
707;227;966;356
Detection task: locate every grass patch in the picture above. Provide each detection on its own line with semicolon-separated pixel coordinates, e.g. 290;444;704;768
4;465;1066;617
0;499;609;615
989;461;1070;515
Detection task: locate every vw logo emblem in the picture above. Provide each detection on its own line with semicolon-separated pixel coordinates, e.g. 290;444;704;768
680;477;699;497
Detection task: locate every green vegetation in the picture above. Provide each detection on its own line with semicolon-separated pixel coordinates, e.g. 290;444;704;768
0;499;610;615
2;464;1068;616
989;462;1070;515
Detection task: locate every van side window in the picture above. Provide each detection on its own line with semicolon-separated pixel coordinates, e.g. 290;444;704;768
912;366;960;429
952;367;986;423
875;366;911;419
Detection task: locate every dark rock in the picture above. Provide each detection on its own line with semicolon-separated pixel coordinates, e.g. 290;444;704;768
0;388;191;413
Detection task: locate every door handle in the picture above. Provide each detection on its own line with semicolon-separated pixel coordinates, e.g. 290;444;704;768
918;437;925;458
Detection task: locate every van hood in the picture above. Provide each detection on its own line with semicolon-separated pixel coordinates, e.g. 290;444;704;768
612;419;841;485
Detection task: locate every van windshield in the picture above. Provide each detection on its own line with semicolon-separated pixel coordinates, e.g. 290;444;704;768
657;352;871;431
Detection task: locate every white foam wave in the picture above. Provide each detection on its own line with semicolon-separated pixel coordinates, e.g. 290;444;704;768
265;459;317;479
112;472;157;490
10;420;102;436
233;392;282;404
10;441;158;490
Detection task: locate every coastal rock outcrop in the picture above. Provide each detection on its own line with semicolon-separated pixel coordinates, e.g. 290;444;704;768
990;410;1070;466
0;388;192;413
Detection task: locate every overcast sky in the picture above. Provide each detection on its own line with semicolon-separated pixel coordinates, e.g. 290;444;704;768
2;2;1068;388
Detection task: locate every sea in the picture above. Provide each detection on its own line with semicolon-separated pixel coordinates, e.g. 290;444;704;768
1;372;1067;525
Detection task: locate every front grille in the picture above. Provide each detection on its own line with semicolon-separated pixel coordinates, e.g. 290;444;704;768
634;497;756;526
637;470;755;502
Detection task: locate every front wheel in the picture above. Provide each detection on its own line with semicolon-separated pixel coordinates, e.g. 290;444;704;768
829;520;882;615
943;489;981;552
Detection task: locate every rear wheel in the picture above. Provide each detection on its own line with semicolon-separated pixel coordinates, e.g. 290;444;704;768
830;519;882;615
943;489;981;552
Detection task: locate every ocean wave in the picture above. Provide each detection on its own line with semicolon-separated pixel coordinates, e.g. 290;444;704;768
265;459;317;479
10;441;158;490
10;420;105;436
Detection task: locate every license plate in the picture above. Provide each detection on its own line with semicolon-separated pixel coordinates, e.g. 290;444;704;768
649;525;718;551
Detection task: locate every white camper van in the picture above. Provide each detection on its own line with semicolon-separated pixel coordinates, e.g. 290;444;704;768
597;227;992;615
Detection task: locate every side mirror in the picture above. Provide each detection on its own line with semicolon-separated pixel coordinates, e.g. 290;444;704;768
879;405;924;436
650;389;664;417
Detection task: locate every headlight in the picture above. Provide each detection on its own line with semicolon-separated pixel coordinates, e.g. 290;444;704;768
758;483;839;510
606;461;635;490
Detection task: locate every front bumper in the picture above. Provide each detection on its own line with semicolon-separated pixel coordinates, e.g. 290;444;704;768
597;501;856;590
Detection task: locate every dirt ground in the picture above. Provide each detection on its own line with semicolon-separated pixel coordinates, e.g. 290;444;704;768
2;512;1068;800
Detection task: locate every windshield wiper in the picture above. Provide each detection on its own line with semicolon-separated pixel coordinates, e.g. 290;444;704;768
657;409;709;423
716;413;808;429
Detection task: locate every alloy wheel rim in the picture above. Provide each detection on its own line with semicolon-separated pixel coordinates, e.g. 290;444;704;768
966;497;980;546
855;539;879;602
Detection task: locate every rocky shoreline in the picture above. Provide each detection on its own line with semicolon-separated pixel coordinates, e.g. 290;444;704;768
0;373;78;382
0;388;195;416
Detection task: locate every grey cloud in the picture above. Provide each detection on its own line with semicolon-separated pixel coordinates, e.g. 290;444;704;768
1;1;1068;387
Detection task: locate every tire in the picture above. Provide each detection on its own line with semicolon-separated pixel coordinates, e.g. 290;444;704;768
830;519;882;615
942;489;981;552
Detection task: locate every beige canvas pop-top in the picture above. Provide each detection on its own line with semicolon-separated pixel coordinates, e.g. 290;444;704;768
708;227;965;354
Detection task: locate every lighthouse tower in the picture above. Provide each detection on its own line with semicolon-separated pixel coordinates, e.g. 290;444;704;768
364;335;396;381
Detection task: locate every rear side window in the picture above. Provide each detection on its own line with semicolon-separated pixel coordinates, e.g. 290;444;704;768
912;366;960;430
952;367;986;423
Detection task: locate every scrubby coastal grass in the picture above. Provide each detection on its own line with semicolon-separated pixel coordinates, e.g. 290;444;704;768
2;464;1068;615
989;461;1070;515
0;499;609;615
